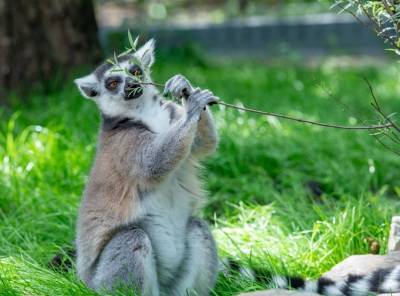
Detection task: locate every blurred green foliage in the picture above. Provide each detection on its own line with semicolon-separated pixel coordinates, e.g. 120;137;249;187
96;0;330;25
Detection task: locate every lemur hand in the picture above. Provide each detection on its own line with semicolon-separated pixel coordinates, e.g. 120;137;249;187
186;88;218;119
163;74;194;99
164;74;218;120
164;74;219;101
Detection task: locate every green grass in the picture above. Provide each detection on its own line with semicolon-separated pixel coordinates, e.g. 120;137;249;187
1;54;400;295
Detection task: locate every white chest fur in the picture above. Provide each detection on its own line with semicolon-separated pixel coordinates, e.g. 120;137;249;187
139;104;171;133
137;170;195;285
129;95;201;284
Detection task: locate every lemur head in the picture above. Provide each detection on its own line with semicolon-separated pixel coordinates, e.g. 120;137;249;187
74;39;156;118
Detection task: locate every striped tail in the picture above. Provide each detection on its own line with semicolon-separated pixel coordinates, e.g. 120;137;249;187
273;266;400;296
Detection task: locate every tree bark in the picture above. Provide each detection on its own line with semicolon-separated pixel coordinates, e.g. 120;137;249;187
0;0;102;99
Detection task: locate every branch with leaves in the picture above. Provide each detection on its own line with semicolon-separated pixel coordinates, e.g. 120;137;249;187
334;0;400;55
332;1;400;154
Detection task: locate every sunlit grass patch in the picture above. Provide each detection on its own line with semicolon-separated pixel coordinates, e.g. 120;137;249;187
215;195;393;278
0;256;93;296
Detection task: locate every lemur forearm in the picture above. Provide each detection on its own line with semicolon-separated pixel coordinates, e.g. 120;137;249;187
192;108;218;158
167;101;217;157
135;115;198;182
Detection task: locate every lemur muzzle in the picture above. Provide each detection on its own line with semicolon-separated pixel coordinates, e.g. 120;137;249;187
124;78;143;100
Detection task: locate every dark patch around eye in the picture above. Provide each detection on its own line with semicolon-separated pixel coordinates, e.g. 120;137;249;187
105;76;121;90
129;65;143;77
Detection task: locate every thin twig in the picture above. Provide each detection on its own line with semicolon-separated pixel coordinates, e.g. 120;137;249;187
318;80;369;123
140;81;165;87
216;101;392;130
362;77;400;155
374;135;400;156
140;80;393;131
364;78;400;133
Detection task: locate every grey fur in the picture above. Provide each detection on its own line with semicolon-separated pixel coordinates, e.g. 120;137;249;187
75;41;219;296
170;218;218;295
131;85;218;181
101;114;153;133
164;102;177;124
94;55;132;80
91;225;153;291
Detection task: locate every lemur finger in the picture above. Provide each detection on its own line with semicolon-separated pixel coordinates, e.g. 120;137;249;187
163;77;176;96
175;77;194;98
187;89;207;103
170;77;187;97
192;90;217;108
206;96;218;105
191;89;212;99
163;75;182;96
199;89;219;105
207;96;220;106
197;90;215;101
186;89;217;115
181;79;195;98
190;87;201;95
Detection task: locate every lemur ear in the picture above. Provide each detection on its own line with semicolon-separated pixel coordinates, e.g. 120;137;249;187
135;39;155;69
74;74;99;99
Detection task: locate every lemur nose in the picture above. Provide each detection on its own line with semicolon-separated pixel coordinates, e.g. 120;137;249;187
124;77;140;90
126;82;140;90
124;78;143;100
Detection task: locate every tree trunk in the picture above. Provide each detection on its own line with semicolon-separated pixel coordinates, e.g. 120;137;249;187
0;0;102;99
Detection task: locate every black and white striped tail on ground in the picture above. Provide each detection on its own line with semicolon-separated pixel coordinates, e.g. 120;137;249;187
273;266;400;295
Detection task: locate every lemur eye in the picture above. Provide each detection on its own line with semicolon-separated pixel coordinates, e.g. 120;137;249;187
105;77;120;90
109;81;118;88
129;65;142;77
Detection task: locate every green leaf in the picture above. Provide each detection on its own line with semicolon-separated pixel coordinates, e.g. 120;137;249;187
106;58;115;65
113;51;119;66
128;30;139;51
118;47;134;57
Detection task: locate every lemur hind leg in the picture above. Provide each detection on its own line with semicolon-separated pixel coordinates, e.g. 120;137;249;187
91;226;159;296
171;218;218;296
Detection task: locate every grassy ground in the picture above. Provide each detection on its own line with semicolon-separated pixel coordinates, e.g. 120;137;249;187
1;53;400;295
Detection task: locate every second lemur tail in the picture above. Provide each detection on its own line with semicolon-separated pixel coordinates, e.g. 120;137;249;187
272;266;400;296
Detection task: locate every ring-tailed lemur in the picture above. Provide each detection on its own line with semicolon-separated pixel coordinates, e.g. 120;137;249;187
74;39;219;295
